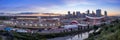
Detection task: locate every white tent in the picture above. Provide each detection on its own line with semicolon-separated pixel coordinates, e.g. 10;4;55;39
86;15;105;19
78;24;88;26
62;25;78;29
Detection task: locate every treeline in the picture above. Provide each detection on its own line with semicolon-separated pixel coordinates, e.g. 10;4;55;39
0;36;1;40
85;19;120;40
0;16;13;20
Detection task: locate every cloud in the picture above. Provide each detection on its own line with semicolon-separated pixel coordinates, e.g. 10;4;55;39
62;0;96;6
0;2;60;13
105;0;120;3
0;0;119;15
62;0;120;7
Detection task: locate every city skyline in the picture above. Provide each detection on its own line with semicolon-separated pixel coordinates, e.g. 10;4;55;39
66;9;107;18
0;0;120;16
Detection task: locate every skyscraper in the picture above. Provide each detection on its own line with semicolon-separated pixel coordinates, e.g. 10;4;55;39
96;9;101;17
73;11;76;16
76;11;81;17
68;11;71;15
68;11;70;14
68;11;72;18
87;10;90;16
104;11;107;17
92;11;95;17
82;13;86;18
72;11;76;18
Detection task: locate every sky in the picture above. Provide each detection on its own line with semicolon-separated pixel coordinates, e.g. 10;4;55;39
0;0;120;16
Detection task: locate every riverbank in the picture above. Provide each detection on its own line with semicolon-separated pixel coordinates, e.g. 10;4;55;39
0;36;2;40
85;19;120;40
0;27;95;40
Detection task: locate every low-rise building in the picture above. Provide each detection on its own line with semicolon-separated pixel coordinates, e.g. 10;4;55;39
3;13;61;29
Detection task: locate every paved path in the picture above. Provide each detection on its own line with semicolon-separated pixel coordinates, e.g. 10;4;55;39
0;35;6;40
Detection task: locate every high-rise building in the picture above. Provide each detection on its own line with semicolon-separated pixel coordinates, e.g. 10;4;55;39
76;11;81;17
96;9;101;17
87;10;90;16
92;11;95;17
82;13;86;18
67;11;72;18
73;11;76;16
68;11;71;15
73;11;76;18
104;11;107;17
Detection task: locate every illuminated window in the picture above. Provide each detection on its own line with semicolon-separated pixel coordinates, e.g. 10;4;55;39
49;24;52;26
53;24;55;26
14;23;17;25
40;24;43;26
25;23;28;25
44;24;47;26
29;24;32;26
34;24;37;26
21;23;24;25
11;22;14;24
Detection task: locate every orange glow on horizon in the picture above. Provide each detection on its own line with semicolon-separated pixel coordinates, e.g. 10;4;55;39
108;11;120;16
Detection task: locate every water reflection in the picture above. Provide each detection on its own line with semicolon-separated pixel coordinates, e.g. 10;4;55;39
48;30;94;40
67;32;88;40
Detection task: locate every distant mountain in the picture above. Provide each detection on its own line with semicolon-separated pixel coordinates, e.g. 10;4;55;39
0;12;63;16
0;13;4;14
19;12;38;14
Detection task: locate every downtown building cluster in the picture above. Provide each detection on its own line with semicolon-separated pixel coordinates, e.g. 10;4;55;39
66;9;107;18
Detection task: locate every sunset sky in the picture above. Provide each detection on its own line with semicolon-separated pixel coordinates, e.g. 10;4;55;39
0;0;120;16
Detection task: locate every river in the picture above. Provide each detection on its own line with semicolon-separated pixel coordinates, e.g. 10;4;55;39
47;29;95;40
